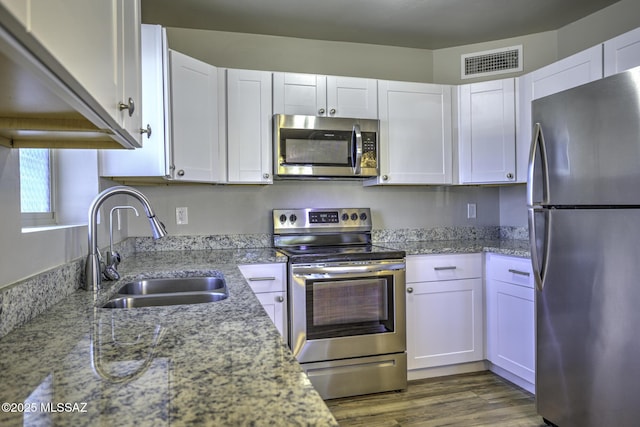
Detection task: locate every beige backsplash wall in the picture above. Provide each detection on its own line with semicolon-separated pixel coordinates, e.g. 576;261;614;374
125;182;503;236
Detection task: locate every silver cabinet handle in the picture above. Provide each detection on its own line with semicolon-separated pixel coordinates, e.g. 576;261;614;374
248;277;277;282
508;269;531;277
263;173;270;179
140;124;152;138
276;295;284;303
318;108;325;115
329;108;336;115
382;175;389;181
119;97;135;117
506;172;514;180
406;287;413;293
434;266;457;271
177;169;185;177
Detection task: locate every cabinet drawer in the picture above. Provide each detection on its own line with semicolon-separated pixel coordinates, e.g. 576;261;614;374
486;254;533;288
238;263;286;293
406;253;482;283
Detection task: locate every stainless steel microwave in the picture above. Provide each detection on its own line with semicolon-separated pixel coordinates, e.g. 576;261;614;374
273;114;379;179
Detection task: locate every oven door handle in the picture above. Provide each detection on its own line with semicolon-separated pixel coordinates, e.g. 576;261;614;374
292;262;405;276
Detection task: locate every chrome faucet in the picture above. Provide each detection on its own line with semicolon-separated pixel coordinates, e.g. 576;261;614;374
85;186;167;291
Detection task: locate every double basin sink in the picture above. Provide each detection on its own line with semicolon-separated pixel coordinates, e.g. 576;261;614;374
101;276;228;309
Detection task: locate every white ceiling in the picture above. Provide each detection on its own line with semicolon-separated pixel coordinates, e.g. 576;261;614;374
140;0;621;49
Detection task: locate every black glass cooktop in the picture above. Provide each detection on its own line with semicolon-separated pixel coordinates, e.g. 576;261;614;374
277;244;405;263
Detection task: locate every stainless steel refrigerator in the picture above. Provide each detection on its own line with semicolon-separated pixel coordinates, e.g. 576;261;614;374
528;67;640;427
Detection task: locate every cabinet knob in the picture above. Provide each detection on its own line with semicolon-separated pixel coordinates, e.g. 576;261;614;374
382;175;389;181
506;172;514;180
276;295;284;303
329;108;336;115
318;108;325;115
119;97;135;117
140;124;152;139
177;169;185;177
263;173;270;179
406;287;413;293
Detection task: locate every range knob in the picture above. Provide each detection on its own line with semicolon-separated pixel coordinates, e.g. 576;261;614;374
279;214;287;223
341;213;349;221
350;213;358;221
289;214;297;223
360;212;368;221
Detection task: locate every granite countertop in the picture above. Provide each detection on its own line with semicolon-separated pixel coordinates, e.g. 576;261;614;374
379;239;531;258
0;248;338;427
0;239;529;426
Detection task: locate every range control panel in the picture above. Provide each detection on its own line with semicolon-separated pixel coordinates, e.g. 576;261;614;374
273;208;372;234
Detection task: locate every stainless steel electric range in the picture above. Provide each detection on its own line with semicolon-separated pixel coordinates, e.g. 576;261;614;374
273;207;407;400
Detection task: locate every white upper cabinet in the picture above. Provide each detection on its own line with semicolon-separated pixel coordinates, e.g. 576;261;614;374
457;78;516;184
366;80;452;185
517;45;603;182
0;0;143;148
169;50;221;183
225;69;273;184
116;0;143;147
101;25;223;184
100;24;171;180
604;27;640;76
273;72;378;119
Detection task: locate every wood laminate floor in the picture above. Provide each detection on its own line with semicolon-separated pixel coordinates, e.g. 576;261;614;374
325;371;547;427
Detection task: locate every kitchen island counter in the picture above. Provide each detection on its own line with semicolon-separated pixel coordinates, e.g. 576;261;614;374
0;249;338;427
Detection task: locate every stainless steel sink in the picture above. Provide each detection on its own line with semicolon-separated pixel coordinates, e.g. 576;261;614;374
100;276;228;309
102;292;228;309
116;277;226;295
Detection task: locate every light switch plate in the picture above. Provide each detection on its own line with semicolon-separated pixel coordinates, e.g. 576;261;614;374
467;203;477;219
176;207;189;225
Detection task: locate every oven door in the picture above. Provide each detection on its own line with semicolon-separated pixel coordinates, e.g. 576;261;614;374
289;259;406;363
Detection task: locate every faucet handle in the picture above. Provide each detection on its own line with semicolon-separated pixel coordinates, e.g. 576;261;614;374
103;264;120;281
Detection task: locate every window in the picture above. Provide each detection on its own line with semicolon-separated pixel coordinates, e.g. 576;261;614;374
19;148;56;227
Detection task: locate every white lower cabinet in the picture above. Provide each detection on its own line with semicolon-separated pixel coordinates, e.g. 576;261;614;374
406;254;483;371
238;263;287;344
485;253;535;393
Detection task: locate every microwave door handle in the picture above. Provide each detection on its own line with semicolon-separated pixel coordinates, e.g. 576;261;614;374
352;124;363;174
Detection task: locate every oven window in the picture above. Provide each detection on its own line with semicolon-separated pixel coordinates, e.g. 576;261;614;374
306;276;394;340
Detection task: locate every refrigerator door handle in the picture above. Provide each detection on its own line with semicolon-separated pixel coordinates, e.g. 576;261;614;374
527;123;550;207
528;207;550;291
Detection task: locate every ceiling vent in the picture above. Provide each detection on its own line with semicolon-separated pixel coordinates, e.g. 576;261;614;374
461;45;522;79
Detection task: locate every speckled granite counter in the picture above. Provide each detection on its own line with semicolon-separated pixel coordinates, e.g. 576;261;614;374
0;248;338;427
379;239;531;258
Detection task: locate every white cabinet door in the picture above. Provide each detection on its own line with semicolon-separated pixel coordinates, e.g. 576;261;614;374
28;0;119;122
169;50;220;182
326;75;378;119
458;78;516;184
273;72;377;118
0;0;26;23
116;0;142;147
100;25;171;179
406;254;483;370
238;263;288;344
226;69;273;183
406;278;484;370
367;80;452;185
517;45;603;182
254;292;287;339
486;254;535;387
604;27;640;77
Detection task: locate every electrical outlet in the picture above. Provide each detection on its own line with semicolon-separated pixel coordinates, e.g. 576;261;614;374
176;207;189;225
467;203;477;219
